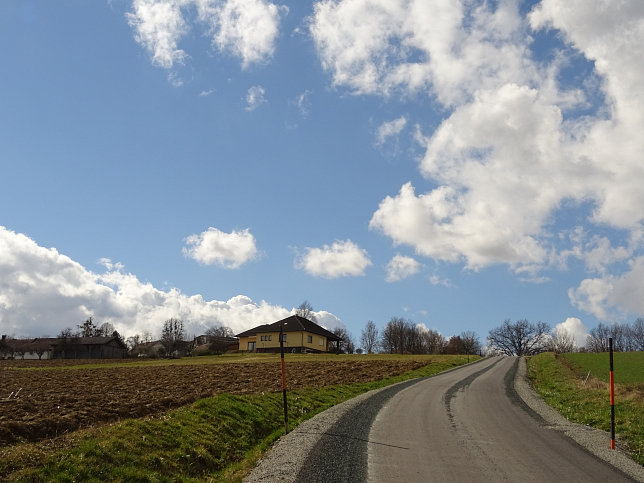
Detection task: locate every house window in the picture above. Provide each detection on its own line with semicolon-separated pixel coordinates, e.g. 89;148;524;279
307;335;313;343
268;335;272;341
281;334;287;342
319;338;323;346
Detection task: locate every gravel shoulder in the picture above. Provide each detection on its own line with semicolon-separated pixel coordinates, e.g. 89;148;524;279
245;357;644;482
513;357;644;482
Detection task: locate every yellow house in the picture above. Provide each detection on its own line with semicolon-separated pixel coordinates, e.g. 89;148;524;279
236;315;341;353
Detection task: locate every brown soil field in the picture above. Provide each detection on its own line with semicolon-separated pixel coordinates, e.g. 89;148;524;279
0;358;426;446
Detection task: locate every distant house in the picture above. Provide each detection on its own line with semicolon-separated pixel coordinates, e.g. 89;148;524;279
1;337;56;360
0;334;128;360
236;315;341;354
52;336;128;359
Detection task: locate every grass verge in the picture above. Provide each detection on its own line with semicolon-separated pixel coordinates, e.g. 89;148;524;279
1;355;474;482
527;352;643;466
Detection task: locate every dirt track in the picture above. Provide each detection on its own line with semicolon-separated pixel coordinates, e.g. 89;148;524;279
0;359;426;445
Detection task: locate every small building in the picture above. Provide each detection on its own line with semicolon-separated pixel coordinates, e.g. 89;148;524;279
51;336;128;359
0;334;128;360
1;337;57;360
236;315;341;354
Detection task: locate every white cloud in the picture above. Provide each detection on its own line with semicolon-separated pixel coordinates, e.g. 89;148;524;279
245;85;266;111
183;227;258;268
310;0;531;103
385;254;420;282
295;239;372;278
554;317;589;348
196;0;287;68
292;89;313;118
376;116;407;146
127;0;286;71
428;274;451;288
314;0;644;323
0;226;301;339
570;255;644;321
127;0;189;69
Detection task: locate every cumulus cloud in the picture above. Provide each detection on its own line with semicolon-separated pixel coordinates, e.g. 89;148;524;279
311;0;644;319
127;0;286;71
295;239;372;278
183;227;258;268
554;317;589;348
310;0;531;103
245;85;266;111
0;226;301;339
570;255;644;321
385;254;420;282
127;0;189;69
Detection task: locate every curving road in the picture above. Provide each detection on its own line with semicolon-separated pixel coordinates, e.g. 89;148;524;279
293;357;636;482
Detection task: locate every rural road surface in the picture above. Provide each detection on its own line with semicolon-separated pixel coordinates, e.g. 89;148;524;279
246;357;643;482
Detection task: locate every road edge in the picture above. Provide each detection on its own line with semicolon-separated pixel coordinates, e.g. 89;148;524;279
514;356;644;482
243;358;486;482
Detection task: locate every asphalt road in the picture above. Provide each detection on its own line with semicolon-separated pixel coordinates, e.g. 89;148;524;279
294;357;635;482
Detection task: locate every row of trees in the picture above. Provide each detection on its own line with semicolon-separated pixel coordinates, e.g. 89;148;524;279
586;319;644;352
486;318;644;356
350;317;481;356
59;317;120;340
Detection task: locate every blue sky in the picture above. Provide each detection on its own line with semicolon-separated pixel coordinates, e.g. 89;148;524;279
2;0;644;348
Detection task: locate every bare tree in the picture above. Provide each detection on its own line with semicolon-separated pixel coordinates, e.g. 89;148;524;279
360;320;379;353
295;300;317;322
421;329;446;354
586;322;611;352
381;317;407;354
161;318;186;356
549;326;575;354
444;336;464;354
96;322;116;337
487;319;550;356
330;327;355;353
632;318;644;351
206;324;234;338
460;331;481;355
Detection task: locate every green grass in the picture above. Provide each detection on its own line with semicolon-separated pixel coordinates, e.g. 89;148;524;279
528;352;643;466
0;355;475;482
561;352;644;384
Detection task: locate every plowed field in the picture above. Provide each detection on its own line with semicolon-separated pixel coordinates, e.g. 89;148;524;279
0;358;426;445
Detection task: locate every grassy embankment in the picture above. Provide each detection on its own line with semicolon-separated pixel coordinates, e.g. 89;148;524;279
1;354;476;482
527;351;643;466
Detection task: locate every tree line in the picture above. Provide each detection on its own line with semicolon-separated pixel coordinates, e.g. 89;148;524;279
346;317;482;356
486;318;644;356
585;319;644;352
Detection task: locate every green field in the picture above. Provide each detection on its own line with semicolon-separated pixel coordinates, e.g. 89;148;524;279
528;352;643;466
561;352;644;384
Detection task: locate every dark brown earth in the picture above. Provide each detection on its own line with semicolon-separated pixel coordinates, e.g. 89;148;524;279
0;358;426;445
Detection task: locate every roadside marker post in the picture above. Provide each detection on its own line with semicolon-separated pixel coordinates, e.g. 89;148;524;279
609;337;615;450
280;322;289;434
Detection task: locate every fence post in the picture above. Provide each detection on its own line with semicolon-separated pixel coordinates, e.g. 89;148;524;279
609;337;615;450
